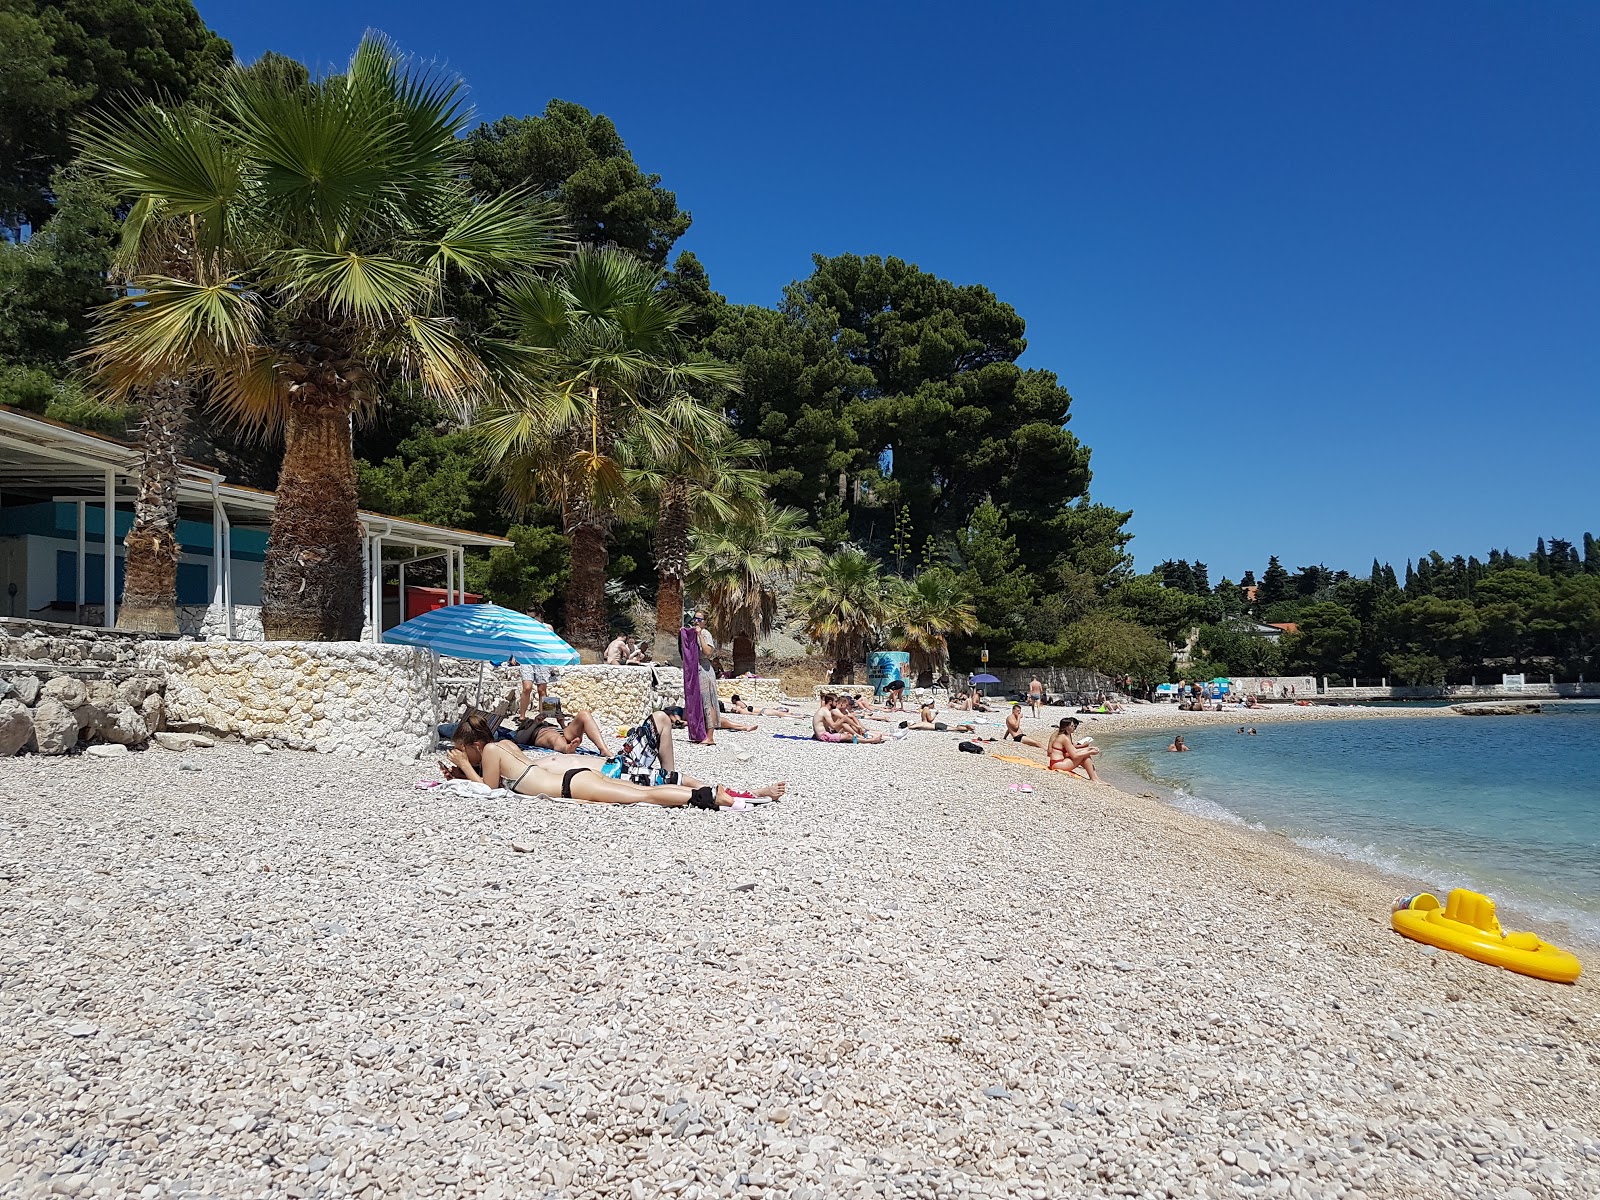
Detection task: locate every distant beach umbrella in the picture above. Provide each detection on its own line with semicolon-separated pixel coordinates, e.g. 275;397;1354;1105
969;673;1001;684
384;603;579;666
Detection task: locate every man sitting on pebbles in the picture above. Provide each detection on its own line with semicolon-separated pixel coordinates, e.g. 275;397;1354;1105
448;712;786;809
812;692;886;743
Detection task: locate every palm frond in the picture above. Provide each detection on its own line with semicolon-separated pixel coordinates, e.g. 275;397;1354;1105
428;188;569;281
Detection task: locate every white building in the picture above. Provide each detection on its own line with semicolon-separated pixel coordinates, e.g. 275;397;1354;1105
0;406;509;639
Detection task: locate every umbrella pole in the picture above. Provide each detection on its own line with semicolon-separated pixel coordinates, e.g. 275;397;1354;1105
475;661;485;711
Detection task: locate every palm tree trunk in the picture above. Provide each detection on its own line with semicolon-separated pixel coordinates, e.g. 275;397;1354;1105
564;515;611;649
731;631;756;676
117;379;188;635
260;400;364;640
653;479;691;660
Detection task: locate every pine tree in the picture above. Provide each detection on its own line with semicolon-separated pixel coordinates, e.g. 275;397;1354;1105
1259;556;1291;606
1191;561;1211;595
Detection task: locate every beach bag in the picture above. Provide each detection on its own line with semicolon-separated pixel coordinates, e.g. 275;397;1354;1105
611;714;664;784
957;740;984;754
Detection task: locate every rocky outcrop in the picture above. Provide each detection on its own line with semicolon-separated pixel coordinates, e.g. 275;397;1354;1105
0;700;32;756
1452;702;1542;716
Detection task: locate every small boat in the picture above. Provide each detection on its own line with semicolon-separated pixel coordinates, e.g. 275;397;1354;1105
1391;889;1581;985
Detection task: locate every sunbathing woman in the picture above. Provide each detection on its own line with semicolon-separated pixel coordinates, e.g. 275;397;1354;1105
447;713;785;808
1003;702;1044;748
1047;717;1102;781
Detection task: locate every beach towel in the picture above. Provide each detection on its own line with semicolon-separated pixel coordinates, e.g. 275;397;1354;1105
991;754;1048;770
679;626;707;743
773;733;817;741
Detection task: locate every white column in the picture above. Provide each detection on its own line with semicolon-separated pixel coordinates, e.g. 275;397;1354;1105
457;548;466;602
220;508;234;639
75;500;86;614
370;533;384;642
211;496;225;612
102;469;116;628
397;560;407;621
445;545;455;606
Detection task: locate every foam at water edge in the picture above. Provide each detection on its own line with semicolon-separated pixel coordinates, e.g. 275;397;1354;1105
1168;787;1263;831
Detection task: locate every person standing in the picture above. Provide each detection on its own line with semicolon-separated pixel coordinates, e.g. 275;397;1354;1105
1027;676;1044;717
680;611;721;744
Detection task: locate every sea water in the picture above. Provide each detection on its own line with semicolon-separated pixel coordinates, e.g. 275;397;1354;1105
1112;705;1600;943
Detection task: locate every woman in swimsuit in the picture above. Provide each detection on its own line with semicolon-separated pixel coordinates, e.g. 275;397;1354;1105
446;713;786;808
1047;717;1101;781
1004;703;1043;748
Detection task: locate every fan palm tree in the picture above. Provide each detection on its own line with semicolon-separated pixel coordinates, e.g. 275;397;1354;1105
890;567;978;686
78;36;562;639
688;500;821;675
477;247;738;646
626;408;765;660
791;546;890;683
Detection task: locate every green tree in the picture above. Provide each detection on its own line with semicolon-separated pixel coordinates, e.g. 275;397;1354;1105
1280;602;1361;679
1104;573;1204;646
467;523;570;615
1258;555;1292;607
480;248;738;646
1058;614;1172;687
0;0;231;230
688;499;821;674
1385;596;1481;680
951;499;1035;665
81;34;563;639
0;168;119;364
1193;622;1284;676
461;100;690;263
792;547;890;683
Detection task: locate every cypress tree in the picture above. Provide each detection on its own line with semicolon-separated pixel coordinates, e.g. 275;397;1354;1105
1192;561;1211;595
1404;560;1417;593
1382;563;1399;592
1535;537;1550;575
1585;533;1600;576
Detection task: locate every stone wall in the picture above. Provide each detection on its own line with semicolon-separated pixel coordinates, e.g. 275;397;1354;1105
177;603;265;642
715;678;787;705
552;666;685;727
146;641;437;759
0;618;165;755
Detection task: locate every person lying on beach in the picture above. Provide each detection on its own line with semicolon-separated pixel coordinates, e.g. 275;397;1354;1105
1003;703;1044;748
1047;717;1102;781
514;696;612;756
446;712;785;808
902;700;974;733
847;696;892;723
725;694;794;717
710;700;761;732
1167;735;1189;752
811;694;885;743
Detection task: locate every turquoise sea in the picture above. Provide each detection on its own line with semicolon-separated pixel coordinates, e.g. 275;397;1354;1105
1111;705;1600;944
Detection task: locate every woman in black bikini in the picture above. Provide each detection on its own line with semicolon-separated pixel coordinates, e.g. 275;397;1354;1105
447;713;786;809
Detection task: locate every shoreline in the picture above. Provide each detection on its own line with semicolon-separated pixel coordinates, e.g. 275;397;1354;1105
1035;700;1600;960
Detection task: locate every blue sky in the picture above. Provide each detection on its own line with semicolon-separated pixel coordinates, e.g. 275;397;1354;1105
203;0;1599;582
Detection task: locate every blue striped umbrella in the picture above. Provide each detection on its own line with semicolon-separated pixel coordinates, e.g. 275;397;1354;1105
383;603;580;667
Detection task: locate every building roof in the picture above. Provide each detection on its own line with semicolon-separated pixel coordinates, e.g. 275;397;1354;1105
0;405;509;550
1267;622;1300;635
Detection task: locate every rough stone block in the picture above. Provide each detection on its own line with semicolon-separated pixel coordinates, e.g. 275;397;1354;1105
0;700;34;756
40;676;89;710
31;699;80;755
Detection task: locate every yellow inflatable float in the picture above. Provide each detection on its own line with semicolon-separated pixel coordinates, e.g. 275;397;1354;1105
1390;889;1582;984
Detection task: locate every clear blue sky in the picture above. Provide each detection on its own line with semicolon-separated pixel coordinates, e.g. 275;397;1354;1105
203;0;1599;582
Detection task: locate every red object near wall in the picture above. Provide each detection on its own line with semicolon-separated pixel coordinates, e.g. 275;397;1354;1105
390;585;481;620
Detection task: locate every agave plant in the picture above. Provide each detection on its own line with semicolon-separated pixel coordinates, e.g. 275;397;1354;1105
477;247;738;646
688;500;821;674
78;35;562;639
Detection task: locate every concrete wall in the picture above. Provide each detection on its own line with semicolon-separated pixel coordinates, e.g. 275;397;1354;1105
146;641;437;758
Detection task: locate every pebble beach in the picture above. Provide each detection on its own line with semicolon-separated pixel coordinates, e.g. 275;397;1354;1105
2;703;1597;1200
